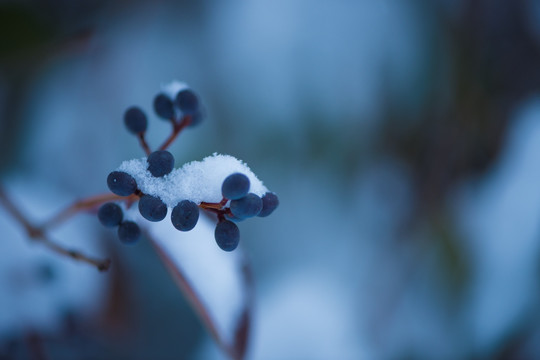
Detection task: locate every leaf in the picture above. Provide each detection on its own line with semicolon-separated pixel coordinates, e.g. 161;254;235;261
142;214;253;360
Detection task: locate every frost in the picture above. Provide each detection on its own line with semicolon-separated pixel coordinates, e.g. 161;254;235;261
161;80;189;99
118;153;268;206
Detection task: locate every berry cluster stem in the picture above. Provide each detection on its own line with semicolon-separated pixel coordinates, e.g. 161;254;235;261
199;198;230;221
158;115;192;151
0;185;112;272
137;132;152;156
43;193;135;230
199;199;226;211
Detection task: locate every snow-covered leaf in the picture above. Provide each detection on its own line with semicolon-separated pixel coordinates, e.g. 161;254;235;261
142;214;252;360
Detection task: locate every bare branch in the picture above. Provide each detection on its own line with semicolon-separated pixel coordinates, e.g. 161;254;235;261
137;132;152;155
0;184;111;272
42;193;137;230
158;115;192;151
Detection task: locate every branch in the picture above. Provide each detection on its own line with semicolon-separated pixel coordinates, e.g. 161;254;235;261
158;115;192;151
0;185;111;272
200;198;230;221
42;193;138;230
137;132;152;155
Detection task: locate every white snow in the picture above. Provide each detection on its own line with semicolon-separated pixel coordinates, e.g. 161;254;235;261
117;153;268;206
160;80;189;99
115;152;267;350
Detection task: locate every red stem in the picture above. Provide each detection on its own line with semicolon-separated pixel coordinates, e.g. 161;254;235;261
42;193;130;230
158;115;192;151
199;198;231;221
138;132;152;155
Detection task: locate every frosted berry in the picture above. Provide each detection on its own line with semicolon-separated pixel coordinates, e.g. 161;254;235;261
97;202;123;227
153;93;175;120
118;221;141;244
230;193;262;219
215;220;240;252
139;194;168;222
147;150;175;177
258;192;279;217
171;200;199;231
107;171;137;196
124;106;147;134
175;89;199;115
222;173;250;200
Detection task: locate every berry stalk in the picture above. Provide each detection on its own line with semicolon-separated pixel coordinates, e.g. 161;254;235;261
158;114;192;151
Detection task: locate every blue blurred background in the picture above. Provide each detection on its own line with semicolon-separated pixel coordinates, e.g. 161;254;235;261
2;0;540;359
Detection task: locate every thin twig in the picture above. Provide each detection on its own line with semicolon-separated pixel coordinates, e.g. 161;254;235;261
199;199;232;221
158;115;192;151
137;132;152;155
0;184;111;272
39;236;111;271
200;198;228;211
42;193;137;230
0;185;36;234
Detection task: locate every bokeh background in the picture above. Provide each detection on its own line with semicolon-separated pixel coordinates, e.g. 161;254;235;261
2;0;540;359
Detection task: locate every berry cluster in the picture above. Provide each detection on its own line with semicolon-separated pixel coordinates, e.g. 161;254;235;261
212;173;278;251
124;86;203;136
97;82;278;251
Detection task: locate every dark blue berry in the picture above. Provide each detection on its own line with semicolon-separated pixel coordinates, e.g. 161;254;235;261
153;93;175;120
124;106;147;134
258;192;279;217
107;171;137;196
175;89;199;115
147;150;175;177
222;173;250;200
171;200;199;231
118;221;141;244
230;193;263;218
215;220;240;252
138;194;167;222
98;202;123;227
